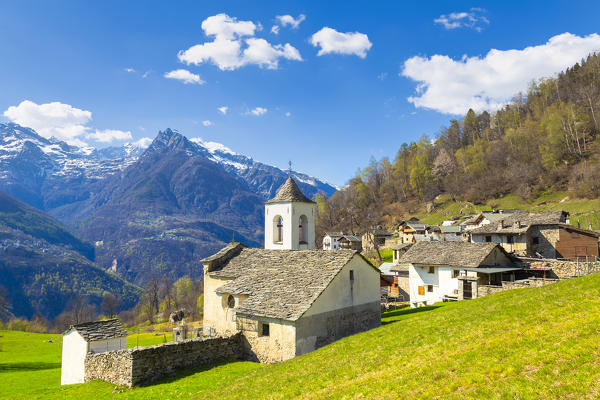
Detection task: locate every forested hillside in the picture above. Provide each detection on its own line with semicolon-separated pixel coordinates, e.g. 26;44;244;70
317;53;600;233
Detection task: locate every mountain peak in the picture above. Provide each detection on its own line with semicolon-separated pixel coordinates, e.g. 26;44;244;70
146;128;198;156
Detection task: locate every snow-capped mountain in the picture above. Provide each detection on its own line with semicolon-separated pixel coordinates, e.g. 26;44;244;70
0;122;336;212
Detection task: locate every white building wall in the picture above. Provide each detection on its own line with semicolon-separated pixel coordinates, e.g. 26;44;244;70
202;272;239;335
303;255;380;317
409;265;461;307
322;235;341;250
61;330;89;385
265;202;316;250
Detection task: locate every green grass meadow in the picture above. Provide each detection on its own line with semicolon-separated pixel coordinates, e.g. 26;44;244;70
3;273;600;399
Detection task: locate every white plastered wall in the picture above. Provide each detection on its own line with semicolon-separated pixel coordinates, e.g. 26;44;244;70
202;271;239;335
296;255;380;353
264;201;316;250
61;330;88;385
409;264;466;307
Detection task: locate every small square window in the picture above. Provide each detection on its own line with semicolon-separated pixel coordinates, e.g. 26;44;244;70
428;266;435;274
532;237;539;245
485;236;492;243
427;285;433;293
261;323;270;337
452;270;459;278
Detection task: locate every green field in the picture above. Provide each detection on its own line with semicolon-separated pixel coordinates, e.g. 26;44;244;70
3;273;600;399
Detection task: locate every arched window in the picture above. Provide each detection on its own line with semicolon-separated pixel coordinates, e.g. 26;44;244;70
299;215;308;244
227;295;235;308
273;215;283;243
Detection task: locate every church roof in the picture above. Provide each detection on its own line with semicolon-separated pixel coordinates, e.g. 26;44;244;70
66;319;127;341
265;176;315;204
204;243;377;321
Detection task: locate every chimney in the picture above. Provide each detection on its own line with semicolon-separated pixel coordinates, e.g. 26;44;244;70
498;220;504;229
513;220;520;229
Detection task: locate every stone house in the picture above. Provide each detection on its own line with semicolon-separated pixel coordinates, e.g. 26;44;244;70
395;241;520;308
461;209;522;231
61;319;127;385
202;177;381;363
468;210;599;260
362;228;393;251
397;218;428;244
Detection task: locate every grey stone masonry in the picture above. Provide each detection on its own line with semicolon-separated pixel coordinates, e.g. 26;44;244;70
85;334;242;387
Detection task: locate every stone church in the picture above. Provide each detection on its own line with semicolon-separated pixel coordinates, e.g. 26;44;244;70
202;177;381;362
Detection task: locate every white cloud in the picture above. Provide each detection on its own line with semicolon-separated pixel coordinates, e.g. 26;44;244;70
275;14;306;29
164;69;205;84
285;111;291;117
401;32;600;115
271;25;280;35
177;13;302;71
202;120;213;126
133;137;153;148
86;129;132;143
310;27;372;58
434;8;489;31
248;107;268;116
124;67;135;73
218;106;228;115
3;100;130;145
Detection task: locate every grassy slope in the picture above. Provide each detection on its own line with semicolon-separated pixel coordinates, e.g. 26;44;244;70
3;273;600;399
418;192;600;229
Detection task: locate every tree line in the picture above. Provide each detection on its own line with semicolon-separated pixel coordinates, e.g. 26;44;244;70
0;275;203;333
316;53;600;234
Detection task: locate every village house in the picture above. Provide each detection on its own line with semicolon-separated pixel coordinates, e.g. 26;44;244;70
468;210;599;260
202;177;381;363
362;227;393;251
461;209;522;231
397;218;429;243
322;232;362;251
61;319;127;385
394;241;520;308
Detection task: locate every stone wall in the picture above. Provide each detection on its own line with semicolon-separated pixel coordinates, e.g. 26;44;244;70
523;258;600;278
85;335;242;387
84;350;132;386
477;278;559;298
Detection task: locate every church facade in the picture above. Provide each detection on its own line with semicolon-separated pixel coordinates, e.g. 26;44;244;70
202;177;381;362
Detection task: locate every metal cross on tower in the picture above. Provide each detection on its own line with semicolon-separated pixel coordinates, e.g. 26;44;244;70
288;161;292;176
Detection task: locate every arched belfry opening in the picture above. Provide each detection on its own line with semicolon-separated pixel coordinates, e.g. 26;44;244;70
299;215;308;244
273;215;283;244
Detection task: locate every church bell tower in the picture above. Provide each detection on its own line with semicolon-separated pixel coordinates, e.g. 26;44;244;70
264;176;316;250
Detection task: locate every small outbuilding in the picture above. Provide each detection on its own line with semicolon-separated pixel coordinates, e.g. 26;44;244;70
61;319;127;385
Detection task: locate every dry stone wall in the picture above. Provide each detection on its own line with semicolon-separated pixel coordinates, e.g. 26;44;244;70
523;258;600;278
85;334;242;387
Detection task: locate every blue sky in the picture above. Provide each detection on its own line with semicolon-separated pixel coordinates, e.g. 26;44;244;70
1;1;600;186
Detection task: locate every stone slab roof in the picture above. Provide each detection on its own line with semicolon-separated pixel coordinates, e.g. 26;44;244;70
206;245;376;321
397;241;501;268
469;211;568;235
342;234;362;242
265;176;315;204
67;319;127;341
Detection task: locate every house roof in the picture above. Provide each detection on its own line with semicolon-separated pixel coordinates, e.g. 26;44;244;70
342;234;362;242
397;241;503;268
389;242;413;250
205;244;378;321
66;319;127;341
324;231;345;238
469;210;568;235
265;176;315;204
378;262;396;276
440;225;462;233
